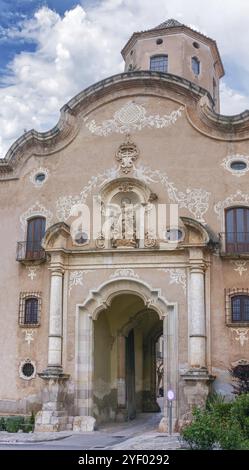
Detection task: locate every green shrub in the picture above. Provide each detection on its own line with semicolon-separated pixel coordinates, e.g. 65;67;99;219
216;419;244;450
5;416;25;433
181;393;249;450
0;417;6;431
231;393;249;436
0;414;35;433
206;392;232;418
181;408;216;450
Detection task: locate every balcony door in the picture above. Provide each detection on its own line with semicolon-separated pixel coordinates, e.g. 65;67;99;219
225;207;249;253
26;217;46;259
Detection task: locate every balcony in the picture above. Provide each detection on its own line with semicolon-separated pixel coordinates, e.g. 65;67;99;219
16;241;46;263
219;232;249;256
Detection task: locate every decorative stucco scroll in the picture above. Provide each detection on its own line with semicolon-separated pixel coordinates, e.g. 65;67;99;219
159;268;186;293
110;268;139;279
230;260;248;277
56;167;119;221
214;190;249;219
27;266;39;280
20;202;53;231
68;270;91;296
134;165;210;223
231;328;249;347
56;164;210;223
85;101;184;136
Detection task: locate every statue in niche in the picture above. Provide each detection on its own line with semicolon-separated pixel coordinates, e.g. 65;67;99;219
112;197;137;248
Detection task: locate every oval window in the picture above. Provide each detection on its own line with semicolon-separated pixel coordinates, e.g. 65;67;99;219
165;229;183;242
230;161;247;171
22;362;35;378
35;172;46;183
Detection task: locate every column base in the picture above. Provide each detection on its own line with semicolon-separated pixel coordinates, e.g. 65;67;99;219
35;368;70;432
179;367;215;429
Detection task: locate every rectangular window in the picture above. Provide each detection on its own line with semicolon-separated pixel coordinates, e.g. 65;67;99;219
19;292;41;327
150;55;168;73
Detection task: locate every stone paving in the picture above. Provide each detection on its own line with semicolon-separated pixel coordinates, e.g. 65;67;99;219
0;430;72;444
106;432;182;450
0;410;183;450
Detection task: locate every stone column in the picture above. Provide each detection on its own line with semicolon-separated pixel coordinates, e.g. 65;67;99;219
181;249;215;427
36;260;70;432
47;267;64;371
189;263;206;369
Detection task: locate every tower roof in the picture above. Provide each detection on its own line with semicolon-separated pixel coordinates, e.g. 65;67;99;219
154;19;183;29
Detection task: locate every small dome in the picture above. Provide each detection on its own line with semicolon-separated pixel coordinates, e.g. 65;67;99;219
154;19;183;29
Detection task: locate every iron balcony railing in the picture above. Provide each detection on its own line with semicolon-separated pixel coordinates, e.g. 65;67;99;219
220;232;249;254
16;241;46;262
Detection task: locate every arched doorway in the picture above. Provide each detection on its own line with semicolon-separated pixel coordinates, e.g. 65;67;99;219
93;294;163;423
76;277;178;430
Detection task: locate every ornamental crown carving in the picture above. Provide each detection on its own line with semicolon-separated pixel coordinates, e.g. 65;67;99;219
115;135;139;174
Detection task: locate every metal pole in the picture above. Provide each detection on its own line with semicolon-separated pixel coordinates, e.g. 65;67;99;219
169;400;172;436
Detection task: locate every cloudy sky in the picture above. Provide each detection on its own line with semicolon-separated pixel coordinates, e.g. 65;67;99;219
0;0;249;157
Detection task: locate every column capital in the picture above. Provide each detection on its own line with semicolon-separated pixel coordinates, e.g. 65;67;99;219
49;264;65;276
189;262;207;274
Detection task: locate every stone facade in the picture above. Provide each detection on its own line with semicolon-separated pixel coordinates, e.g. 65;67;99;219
0;20;249;432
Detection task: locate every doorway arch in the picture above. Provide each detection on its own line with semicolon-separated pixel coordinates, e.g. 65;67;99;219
75;277;178;431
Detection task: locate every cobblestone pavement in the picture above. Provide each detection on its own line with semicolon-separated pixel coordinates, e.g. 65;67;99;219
106;432;181;450
0;410;183;450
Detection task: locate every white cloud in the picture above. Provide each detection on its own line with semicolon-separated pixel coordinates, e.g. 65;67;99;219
0;0;249;157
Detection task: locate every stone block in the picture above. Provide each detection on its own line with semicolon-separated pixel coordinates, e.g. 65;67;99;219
158;417;168;433
41;410;52;425
73;416;96;432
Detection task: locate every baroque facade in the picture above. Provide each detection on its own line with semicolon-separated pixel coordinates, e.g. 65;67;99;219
0;19;249;432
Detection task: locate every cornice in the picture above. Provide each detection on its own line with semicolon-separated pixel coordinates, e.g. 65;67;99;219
1;71;249;178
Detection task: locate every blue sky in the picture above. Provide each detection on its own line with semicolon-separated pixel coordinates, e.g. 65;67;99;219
0;1;80;74
0;0;249;157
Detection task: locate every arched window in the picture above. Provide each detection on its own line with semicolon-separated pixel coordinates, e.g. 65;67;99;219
225;207;249;253
150;55;168;73
24;298;39;324
26;217;46;260
192;57;200;75
231;295;249;322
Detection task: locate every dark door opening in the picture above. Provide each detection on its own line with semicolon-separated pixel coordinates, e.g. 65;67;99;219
126;329;136;420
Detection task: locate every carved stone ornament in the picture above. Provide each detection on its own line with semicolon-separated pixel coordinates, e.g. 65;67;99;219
95;233;105;249
144;231;159;248
116;136;139;174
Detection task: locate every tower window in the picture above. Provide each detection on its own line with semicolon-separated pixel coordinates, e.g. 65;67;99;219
156;38;163;45
150;55;168;73
193;42;200;49
192;57;200;75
